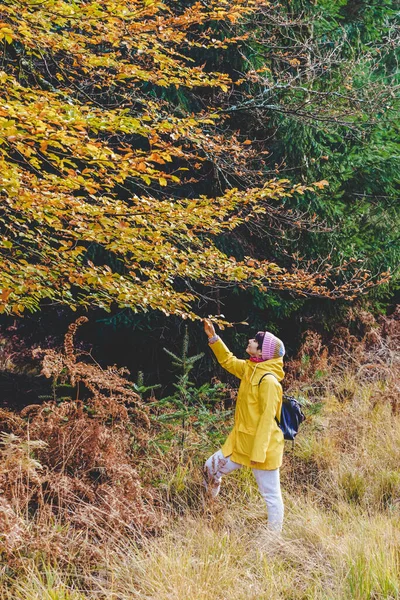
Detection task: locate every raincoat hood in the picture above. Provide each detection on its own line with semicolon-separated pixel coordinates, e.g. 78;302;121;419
247;356;285;385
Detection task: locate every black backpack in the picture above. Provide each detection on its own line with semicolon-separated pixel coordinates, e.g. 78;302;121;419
258;373;306;442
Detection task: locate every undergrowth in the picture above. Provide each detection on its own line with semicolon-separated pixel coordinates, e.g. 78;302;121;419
0;306;399;599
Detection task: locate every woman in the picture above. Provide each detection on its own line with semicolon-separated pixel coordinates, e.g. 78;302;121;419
202;318;286;532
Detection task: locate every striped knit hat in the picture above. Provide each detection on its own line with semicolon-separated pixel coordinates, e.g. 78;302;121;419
255;331;285;361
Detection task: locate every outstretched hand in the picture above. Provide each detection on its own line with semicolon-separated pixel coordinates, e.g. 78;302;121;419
202;318;216;338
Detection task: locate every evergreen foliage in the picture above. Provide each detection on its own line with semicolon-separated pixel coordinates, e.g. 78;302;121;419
0;0;398;377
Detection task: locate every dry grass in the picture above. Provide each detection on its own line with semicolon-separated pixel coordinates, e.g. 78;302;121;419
0;306;399;599
1;486;398;599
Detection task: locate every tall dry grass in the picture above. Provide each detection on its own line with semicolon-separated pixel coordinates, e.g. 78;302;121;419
0;306;399;599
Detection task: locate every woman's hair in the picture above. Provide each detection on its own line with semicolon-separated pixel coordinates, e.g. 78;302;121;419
255;332;265;351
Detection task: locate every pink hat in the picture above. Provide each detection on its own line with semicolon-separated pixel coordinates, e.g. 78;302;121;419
255;331;285;361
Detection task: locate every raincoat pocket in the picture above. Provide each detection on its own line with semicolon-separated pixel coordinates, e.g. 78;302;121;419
236;423;256;456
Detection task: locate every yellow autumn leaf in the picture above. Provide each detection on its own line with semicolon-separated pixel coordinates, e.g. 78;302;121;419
313;180;329;189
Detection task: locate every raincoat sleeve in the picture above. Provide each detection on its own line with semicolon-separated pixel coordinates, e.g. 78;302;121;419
250;377;282;463
208;337;246;380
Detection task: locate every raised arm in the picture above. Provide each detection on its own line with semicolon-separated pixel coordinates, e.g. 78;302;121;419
203;319;246;380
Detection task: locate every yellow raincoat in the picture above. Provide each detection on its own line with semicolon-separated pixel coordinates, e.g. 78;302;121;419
209;337;285;470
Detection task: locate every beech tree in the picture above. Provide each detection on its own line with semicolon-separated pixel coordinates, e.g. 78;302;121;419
0;0;392;325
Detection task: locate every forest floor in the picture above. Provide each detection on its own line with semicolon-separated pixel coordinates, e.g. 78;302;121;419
0;310;399;599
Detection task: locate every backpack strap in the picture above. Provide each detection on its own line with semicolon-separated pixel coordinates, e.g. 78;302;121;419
258;372;279;385
258;372;281;426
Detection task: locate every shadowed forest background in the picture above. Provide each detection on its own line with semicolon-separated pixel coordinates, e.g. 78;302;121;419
0;0;399;597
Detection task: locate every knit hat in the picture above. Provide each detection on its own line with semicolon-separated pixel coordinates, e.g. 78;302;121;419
255;331;285;361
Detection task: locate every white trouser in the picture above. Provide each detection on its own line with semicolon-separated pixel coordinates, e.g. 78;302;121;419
203;449;284;532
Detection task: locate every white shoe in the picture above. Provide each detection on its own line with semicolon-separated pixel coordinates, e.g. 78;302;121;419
202;476;221;500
